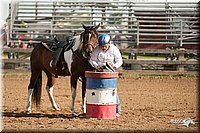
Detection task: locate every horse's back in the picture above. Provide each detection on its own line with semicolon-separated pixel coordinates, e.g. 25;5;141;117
31;43;70;76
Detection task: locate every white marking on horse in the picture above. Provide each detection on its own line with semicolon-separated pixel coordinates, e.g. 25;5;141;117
88;33;91;41
46;86;60;110
82;96;86;113
64;36;81;74
71;87;77;116
49;60;53;68
26;88;34;113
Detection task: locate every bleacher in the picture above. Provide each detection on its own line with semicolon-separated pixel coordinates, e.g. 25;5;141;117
3;0;199;71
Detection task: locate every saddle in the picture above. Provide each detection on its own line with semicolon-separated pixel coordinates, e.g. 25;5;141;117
42;36;75;70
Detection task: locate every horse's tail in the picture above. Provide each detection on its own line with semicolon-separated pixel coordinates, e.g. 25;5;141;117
32;72;42;109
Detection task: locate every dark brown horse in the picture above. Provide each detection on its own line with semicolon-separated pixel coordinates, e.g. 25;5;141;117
26;24;100;116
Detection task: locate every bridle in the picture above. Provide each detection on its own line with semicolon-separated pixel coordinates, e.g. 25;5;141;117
81;43;95;59
86;43;96;49
81;31;98;59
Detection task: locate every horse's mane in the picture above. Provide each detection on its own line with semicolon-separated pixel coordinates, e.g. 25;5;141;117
75;31;89;53
73;34;82;53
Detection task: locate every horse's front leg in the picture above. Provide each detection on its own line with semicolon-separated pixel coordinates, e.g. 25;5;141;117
70;76;78;116
81;76;86;114
45;71;60;111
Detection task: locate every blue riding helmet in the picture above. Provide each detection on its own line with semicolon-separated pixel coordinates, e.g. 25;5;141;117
98;34;111;46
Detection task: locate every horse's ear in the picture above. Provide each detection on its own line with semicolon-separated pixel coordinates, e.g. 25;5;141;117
94;23;100;30
82;24;86;29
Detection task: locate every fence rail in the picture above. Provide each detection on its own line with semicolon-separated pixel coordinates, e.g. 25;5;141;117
123;59;198;65
2;59;198;66
2;47;199;71
3;48;199;54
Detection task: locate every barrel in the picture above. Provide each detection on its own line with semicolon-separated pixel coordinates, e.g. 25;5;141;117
85;71;119;119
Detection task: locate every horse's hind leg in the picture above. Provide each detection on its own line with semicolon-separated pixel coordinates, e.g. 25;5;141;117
26;70;41;113
44;70;60;111
26;88;34;113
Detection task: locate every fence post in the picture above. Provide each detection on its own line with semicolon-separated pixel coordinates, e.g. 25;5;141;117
177;20;184;71
130;22;141;70
177;48;185;71
180;20;183;47
136;21;139;46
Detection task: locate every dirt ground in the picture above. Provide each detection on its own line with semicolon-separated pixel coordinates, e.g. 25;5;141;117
1;69;199;132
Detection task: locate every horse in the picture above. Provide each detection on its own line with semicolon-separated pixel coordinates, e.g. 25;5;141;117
26;24;100;116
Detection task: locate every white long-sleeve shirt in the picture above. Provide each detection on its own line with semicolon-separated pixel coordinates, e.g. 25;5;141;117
89;44;123;69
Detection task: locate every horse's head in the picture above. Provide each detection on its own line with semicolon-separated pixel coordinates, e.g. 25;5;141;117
81;23;100;59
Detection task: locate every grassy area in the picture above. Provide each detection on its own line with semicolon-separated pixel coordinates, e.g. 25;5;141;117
121;72;199;78
122;53;166;60
2;69;198;79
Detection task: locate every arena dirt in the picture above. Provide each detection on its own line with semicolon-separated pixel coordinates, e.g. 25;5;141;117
2;70;199;132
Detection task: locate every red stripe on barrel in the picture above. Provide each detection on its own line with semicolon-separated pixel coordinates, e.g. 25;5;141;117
85;71;119;78
86;104;116;119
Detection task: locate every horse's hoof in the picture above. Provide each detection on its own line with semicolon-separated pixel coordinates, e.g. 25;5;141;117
79;113;86;118
72;112;78;117
56;108;60;111
82;113;86;116
26;110;31;114
53;107;60;111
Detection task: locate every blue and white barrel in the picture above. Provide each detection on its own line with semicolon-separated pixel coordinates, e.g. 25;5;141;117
85;71;119;119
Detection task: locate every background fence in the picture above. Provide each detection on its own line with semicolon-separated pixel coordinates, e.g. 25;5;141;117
2;0;200;71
